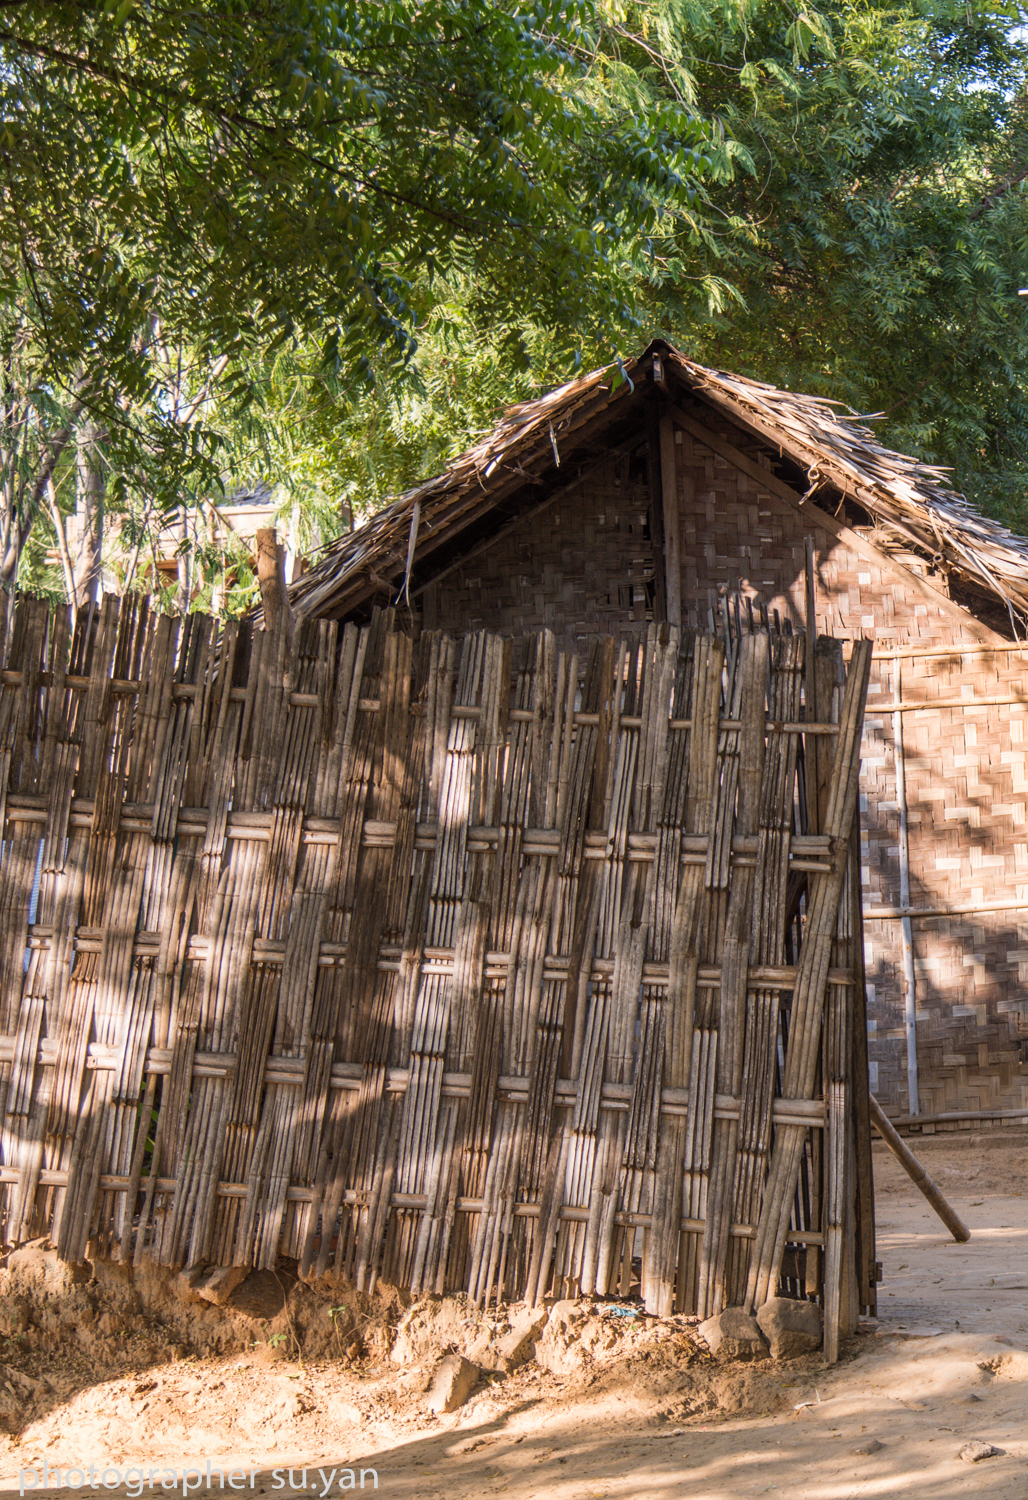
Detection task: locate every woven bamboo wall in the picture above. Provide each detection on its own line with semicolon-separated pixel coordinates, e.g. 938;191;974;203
423;444;658;654
0;596;873;1335
665;407;1028;1119
421;397;1028;1118
861;652;1028;1118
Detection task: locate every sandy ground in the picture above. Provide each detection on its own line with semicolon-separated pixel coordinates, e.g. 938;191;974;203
2;1128;1028;1500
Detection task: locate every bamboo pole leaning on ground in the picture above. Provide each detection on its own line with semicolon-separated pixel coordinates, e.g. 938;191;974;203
868;1095;970;1243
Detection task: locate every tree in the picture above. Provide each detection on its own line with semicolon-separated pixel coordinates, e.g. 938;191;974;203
631;0;1028;516
194;278;566;531
205;0;1028;567
15;0;1027;608
0;0;714;587
323;0;1028;535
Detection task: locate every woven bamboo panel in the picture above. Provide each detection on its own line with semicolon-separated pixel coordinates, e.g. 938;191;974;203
426;403;1020;1116
0;597;872;1326
424;445;658;655
668;418;1028;1116
859;647;1028;1115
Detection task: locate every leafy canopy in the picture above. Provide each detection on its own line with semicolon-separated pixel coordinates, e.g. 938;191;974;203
0;0;714;589
319;0;1028;531
10;0;1028;606
215;0;1028;541
0;0;712;393
634;0;1028;516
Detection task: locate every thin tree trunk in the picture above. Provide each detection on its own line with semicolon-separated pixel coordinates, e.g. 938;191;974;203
1;428;74;587
1;500;21;586
47;477;77;625
176;503;191;613
72;422;104;610
121;516;148;599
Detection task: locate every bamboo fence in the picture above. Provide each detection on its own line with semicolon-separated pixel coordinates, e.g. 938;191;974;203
0;595;874;1344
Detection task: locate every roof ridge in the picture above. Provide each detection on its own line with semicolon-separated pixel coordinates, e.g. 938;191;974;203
284;339;1028;631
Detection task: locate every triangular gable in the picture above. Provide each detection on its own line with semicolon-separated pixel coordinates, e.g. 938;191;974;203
285;340;1026;642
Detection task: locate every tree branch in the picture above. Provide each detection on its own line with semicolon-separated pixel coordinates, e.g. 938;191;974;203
969;165;1028;221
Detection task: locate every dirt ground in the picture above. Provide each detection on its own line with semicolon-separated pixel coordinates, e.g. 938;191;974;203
1;1128;1028;1500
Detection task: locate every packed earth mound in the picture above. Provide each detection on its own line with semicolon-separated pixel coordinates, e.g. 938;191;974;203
0;1131;1026;1499
0;1247;805;1453
0;1237;816;1495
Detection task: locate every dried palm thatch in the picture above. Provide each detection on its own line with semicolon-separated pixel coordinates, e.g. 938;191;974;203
283;339;1028;633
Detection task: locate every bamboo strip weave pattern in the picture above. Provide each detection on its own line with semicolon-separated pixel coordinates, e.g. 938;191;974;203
0;597;873;1325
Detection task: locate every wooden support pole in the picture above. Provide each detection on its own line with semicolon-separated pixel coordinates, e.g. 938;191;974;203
804;536;818;643
658;413;682;628
865;899;1028;919
256;527;291;637
645;415;667;622
869;1095;970;1242
849;819;878;1317
892;657;919;1118
803;537;820;828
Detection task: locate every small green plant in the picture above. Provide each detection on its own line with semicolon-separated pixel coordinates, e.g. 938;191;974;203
327;1304;348;1358
267;1332;288;1349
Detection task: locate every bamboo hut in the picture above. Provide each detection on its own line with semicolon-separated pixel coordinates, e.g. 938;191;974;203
289;338;1028;1126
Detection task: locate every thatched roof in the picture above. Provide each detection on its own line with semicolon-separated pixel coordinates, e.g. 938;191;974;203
286;338;1028;630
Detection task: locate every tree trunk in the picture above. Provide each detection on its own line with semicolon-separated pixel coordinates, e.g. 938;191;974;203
176;504;191;613
73;423;105;610
256;526;292;639
1;499;23;587
46;477;77;623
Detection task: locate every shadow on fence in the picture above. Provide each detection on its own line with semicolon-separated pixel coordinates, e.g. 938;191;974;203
0;594;870;1341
